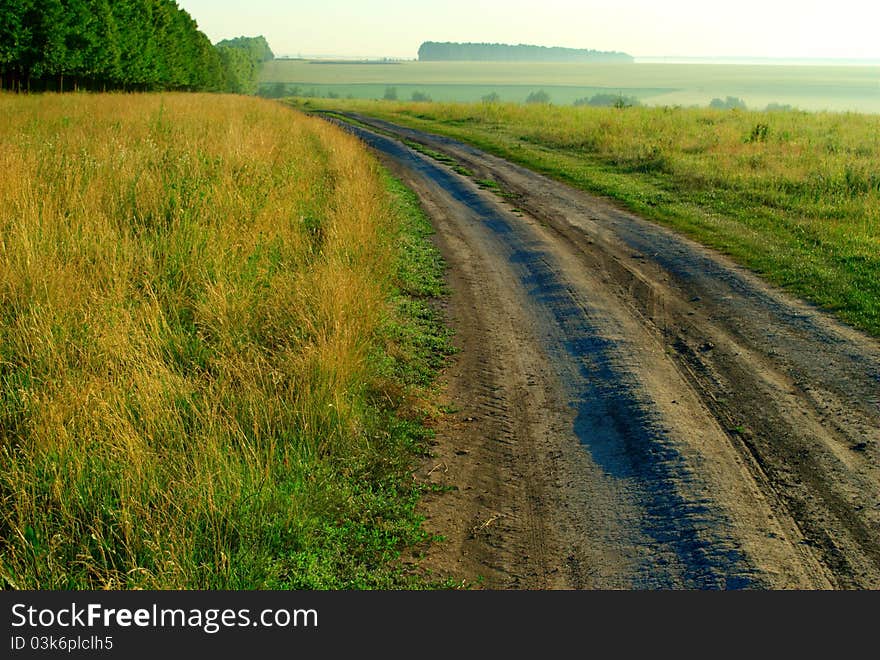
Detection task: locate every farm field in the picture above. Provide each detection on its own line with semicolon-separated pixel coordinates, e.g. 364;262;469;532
262;60;880;112
0;93;450;589
301;98;880;337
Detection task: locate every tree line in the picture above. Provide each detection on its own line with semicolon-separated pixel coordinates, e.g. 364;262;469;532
0;1;273;93
417;42;633;63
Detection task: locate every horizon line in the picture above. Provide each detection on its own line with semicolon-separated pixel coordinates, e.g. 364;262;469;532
273;53;880;65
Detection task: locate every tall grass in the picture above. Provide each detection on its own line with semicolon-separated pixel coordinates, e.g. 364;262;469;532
302;98;880;335
0;93;446;589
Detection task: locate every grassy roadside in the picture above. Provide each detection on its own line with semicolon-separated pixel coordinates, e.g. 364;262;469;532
0;93;452;589
296;98;879;337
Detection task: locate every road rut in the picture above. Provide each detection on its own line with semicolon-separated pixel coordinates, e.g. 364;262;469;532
326;112;880;589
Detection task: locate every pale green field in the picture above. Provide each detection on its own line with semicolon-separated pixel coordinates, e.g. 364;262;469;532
261;60;880;112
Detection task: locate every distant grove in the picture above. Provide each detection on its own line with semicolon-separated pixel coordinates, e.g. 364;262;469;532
417;41;633;63
0;1;273;93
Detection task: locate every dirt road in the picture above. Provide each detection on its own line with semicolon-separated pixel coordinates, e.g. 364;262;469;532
326;112;880;589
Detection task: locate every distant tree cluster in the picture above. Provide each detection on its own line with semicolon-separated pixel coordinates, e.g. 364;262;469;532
215;35;273;63
0;1;273;93
710;96;747;110
525;89;551;104
574;93;641;108
418;42;633;63
765;102;794;112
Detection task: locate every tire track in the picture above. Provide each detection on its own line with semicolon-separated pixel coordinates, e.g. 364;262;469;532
320;112;880;588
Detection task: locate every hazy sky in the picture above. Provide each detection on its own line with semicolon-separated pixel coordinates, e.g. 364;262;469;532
177;0;880;60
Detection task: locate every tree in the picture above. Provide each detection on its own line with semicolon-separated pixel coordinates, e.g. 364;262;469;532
765;102;794;112
111;0;159;89
214;35;273;94
525;90;551;104
0;1;268;94
68;0;122;89
574;93;641;108
418;41;633;63
192;32;223;91
28;0;68;89
710;96;747;110
215;35;274;63
216;44;255;94
0;1;22;88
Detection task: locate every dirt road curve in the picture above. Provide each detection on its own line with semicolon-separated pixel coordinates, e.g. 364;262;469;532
326;112;880;589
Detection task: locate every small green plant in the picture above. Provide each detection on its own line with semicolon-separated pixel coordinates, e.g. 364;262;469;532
411;91;432;102
383;86;398;101
746;123;769;143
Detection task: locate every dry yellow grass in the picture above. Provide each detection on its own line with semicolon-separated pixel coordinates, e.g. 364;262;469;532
0;92;433;588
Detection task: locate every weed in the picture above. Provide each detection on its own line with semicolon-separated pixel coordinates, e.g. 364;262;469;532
746;123;770;143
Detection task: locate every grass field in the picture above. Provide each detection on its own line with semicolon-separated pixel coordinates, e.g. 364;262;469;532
0;93;451;589
262;60;880;112
299;98;880;337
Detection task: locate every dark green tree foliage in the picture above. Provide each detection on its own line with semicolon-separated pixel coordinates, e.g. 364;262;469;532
216;43;256;94
0;1;270;92
214;36;274;95
418;41;633;63
215;35;273;63
0;5;23;86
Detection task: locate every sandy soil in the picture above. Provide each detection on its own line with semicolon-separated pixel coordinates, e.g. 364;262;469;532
327;113;880;589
